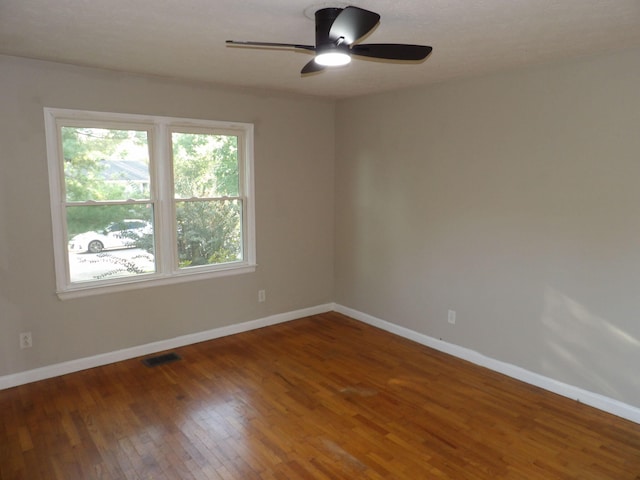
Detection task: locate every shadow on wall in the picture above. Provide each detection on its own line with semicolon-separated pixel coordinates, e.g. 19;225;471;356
541;286;640;404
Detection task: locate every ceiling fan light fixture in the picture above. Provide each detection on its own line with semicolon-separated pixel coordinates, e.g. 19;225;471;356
227;6;432;76
314;50;351;66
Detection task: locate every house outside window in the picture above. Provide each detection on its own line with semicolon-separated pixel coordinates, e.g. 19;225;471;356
45;108;255;298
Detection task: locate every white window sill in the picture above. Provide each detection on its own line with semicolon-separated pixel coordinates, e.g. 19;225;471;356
56;263;257;300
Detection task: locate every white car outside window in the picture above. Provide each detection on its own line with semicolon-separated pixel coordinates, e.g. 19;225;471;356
68;219;151;253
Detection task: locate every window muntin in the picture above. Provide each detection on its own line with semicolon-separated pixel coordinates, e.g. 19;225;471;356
45;109;255;298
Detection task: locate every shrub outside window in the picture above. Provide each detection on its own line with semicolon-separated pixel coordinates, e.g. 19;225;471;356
45;109;255;299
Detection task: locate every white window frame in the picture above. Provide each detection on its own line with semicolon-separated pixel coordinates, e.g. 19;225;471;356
44;108;256;299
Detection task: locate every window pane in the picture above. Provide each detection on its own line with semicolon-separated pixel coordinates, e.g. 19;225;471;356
62;127;150;202
176;199;242;268
172;132;239;199
66;204;156;283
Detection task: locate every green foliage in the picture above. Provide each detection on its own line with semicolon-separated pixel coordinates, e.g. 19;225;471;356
62;127;133;201
172;132;239;198
172;133;242;266
176;200;242;266
62;127;150;235
63;126;242;268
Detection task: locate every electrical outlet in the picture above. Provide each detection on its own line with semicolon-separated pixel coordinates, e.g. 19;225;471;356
258;289;266;303
20;332;32;349
447;310;456;325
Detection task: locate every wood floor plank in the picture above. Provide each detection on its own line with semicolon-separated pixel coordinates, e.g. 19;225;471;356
1;312;639;479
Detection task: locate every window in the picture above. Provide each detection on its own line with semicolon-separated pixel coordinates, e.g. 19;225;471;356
45;108;255;298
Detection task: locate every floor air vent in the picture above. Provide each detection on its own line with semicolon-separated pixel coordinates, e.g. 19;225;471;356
142;352;181;367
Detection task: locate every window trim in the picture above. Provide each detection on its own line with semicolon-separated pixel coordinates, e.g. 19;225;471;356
44;108;256;300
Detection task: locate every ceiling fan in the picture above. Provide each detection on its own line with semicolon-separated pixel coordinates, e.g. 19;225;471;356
226;6;432;75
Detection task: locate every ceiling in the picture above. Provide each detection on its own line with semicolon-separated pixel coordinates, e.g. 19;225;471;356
2;0;640;99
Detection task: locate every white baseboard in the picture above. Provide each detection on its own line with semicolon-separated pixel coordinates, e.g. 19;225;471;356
333;304;640;425
4;302;639;425
0;303;333;391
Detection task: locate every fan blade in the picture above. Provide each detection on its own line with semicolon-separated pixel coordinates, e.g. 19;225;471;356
301;59;325;75
351;44;432;61
329;6;380;45
226;40;314;51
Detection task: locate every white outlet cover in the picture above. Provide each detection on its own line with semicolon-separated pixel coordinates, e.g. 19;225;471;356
20;332;33;348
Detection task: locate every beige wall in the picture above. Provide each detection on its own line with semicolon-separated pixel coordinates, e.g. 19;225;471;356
335;49;640;407
0;56;335;376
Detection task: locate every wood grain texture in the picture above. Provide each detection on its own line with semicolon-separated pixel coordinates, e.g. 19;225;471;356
1;312;639;479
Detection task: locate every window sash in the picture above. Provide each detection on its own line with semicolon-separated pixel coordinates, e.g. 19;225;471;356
45;108;256;299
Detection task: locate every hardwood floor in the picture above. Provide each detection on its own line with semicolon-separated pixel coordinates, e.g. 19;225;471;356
1;312;639;479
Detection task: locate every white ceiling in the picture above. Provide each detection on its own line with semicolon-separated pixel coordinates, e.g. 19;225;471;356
2;0;640;99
